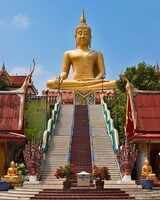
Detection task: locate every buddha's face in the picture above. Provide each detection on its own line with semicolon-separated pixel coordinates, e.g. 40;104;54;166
75;27;91;48
11;161;15;167
145;160;149;166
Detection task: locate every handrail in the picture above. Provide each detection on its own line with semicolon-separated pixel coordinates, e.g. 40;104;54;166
42;93;61;154
88;105;95;166
100;94;119;154
67;105;75;164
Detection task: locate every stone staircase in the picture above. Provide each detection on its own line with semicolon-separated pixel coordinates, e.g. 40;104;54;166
30;189;136;199
1;104;160;199
40;104;74;185
89;104;121;181
70;105;92;174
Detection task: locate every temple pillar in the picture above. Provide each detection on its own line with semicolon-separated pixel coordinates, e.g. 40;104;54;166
0;142;7;176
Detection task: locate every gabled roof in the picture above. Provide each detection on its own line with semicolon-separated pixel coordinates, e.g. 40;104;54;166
133;92;160;132
126;86;160;142
10;76;28;85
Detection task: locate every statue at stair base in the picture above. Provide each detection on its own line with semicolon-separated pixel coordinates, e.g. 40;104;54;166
116;134;138;181
3;161;20;184
140;159;158;181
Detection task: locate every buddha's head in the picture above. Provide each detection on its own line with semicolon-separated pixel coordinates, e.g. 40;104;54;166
144;159;149;166
10;161;15;168
75;10;92;48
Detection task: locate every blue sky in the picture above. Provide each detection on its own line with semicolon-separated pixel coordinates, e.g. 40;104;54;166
0;0;160;93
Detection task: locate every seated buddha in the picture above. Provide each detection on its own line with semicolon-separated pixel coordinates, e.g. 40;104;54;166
4;161;19;182
140;159;157;180
46;11;117;91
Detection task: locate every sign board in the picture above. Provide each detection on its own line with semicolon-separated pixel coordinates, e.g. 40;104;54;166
77;171;90;187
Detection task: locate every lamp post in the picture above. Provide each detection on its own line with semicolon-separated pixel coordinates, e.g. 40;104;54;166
101;75;105;93
45;90;49;129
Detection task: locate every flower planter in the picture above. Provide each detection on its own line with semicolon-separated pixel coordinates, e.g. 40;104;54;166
141;180;154;189
0;182;11;191
96;180;104;189
63;181;71;189
29;175;37;182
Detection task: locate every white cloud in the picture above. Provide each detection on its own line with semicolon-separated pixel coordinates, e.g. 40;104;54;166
10;66;28;75
10;65;54;95
0;14;30;30
0;19;6;27
11;14;30;29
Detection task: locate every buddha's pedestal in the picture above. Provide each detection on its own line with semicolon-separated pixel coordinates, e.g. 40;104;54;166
74;91;94;105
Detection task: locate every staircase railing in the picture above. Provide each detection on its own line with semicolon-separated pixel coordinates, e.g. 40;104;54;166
42;93;61;155
88;106;95;166
67;105;75;164
100;94;119;154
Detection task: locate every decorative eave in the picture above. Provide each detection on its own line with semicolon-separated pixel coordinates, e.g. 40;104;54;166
0;63;11;82
0;61;35;94
129;133;160;143
0;132;26;141
124;78;139;130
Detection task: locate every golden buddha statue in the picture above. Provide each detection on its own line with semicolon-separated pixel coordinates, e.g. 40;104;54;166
140;159;157;180
4;161;19;182
46;10;117;91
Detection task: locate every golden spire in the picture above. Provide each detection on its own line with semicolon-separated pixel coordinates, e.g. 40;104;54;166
80;9;87;25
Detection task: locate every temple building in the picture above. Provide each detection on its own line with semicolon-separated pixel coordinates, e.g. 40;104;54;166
42;90;116;105
0;66;37;176
125;85;160;179
0;63;38;95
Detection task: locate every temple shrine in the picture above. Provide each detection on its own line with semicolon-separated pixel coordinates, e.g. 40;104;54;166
125;83;160;180
0;10;160;200
0;66;37;177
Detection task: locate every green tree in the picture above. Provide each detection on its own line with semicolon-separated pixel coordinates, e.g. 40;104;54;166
117;62;160;92
107;90;127;143
0;76;9;90
108;62;160;144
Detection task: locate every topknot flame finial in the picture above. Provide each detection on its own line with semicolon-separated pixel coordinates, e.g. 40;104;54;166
80;9;87;25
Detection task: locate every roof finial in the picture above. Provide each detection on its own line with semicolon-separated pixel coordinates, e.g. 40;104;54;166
155;62;159;73
2;62;5;72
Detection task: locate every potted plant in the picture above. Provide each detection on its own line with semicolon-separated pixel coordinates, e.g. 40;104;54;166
55;164;76;189
15;162;29;182
92;165;111;189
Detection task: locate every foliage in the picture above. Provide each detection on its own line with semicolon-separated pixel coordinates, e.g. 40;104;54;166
15;162;29;181
24;97;48;143
55;164;76;182
25;128;40;143
107;90;127;143
0;76;9;90
117;62;160;92
92;165;111;181
107;62;160;144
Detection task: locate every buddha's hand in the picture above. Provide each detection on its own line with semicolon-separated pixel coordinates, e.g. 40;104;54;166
56;75;64;83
